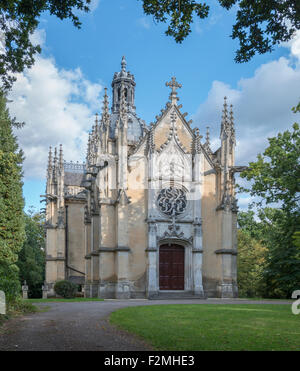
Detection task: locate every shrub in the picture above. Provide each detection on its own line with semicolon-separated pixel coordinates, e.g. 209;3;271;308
0;277;20;305
54;280;77;298
0;263;21;306
11;298;38;314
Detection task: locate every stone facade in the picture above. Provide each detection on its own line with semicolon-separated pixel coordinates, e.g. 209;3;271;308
44;57;245;299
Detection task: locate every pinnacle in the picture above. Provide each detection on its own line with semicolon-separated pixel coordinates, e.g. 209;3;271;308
205;126;210;146
121;56;126;72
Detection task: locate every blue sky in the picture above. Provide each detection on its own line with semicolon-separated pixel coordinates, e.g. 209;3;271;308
7;0;300;212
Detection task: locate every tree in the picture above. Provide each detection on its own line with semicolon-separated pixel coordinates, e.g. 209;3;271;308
1;1;300;89
238;208;300;298
239;122;300;214
0;89;25;305
0;0;91;89
141;0;300;62
237;228;267;298
238;112;300;298
259;208;300;298
17;209;45;298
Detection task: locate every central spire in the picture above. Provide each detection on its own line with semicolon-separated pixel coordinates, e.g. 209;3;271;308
111;56;136;113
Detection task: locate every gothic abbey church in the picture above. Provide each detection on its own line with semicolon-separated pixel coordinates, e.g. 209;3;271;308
44;57;244;299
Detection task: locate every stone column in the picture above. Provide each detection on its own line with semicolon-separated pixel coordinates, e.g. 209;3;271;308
84;212;92;298
0;291;6;315
115;191;131;299
146;219;158;298
216;205;237;298
192;218;205;297
90;214;100;297
115;247;131;299
22;281;29;300
42;281;48;299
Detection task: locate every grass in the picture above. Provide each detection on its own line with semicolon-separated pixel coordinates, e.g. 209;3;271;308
110;304;300;351
238;297;293;301
24;297;104;303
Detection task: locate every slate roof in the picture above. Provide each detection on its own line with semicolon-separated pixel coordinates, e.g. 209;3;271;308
64;171;86;186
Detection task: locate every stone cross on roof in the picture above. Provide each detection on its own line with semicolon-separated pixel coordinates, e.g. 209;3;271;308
166;76;182;105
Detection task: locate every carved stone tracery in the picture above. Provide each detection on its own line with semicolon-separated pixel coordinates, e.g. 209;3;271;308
157;187;187;217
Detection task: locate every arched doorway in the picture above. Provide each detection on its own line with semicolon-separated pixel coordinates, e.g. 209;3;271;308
159;244;184;290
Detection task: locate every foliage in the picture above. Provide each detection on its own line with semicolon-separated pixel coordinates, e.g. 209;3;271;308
0;89;24;305
1;1;299;88
17;209;45;298
141;0;209;43
238;208;300;298
0;0;91;89
141;0;300;62
25;297;104;302
0;261;20;305
237;229;267;298
219;0;300;63
9;297;38;314
238;110;300;298
54;280;77;298
293;231;300;248
259;209;300;298
239;123;300;213
110;304;300;350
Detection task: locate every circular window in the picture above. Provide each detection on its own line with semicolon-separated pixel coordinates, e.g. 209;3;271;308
157;187;187;217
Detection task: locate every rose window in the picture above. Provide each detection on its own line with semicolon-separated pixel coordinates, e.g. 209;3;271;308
157;187;187;217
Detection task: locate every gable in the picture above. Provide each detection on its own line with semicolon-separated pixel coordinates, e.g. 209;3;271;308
153;105;193;153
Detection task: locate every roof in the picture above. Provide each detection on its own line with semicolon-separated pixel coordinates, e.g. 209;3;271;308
64;171;86;186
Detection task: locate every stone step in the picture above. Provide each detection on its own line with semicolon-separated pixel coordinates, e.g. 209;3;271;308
150;291;206;300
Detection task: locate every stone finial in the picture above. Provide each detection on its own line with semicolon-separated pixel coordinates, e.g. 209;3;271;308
59;144;63;169
165;76;182;105
205;126;210;146
149;122;155;153
54;147;57;164
230;104;234;125
121;56;127;72
47;146;52;174
222;96;228;123
86;133;91;163
102;87;110;124
53;147;58;179
229;104;236;144
194;128;203;154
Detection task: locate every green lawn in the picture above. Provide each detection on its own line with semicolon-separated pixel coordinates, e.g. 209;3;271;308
24;298;104;303
110;304;300;351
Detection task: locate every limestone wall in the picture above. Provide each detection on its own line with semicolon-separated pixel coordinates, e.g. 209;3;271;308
66;201;85;283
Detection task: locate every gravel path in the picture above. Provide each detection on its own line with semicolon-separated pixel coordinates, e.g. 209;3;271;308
0;298;292;351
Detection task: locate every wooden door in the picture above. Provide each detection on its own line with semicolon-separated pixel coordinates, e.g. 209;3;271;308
159;244;184;290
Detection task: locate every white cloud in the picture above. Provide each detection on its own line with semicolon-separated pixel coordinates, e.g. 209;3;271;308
286;30;300;62
192;33;300;210
137;17;151;30
29;29;46;47
8;50;103;180
89;0;101;12
193;58;300;166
